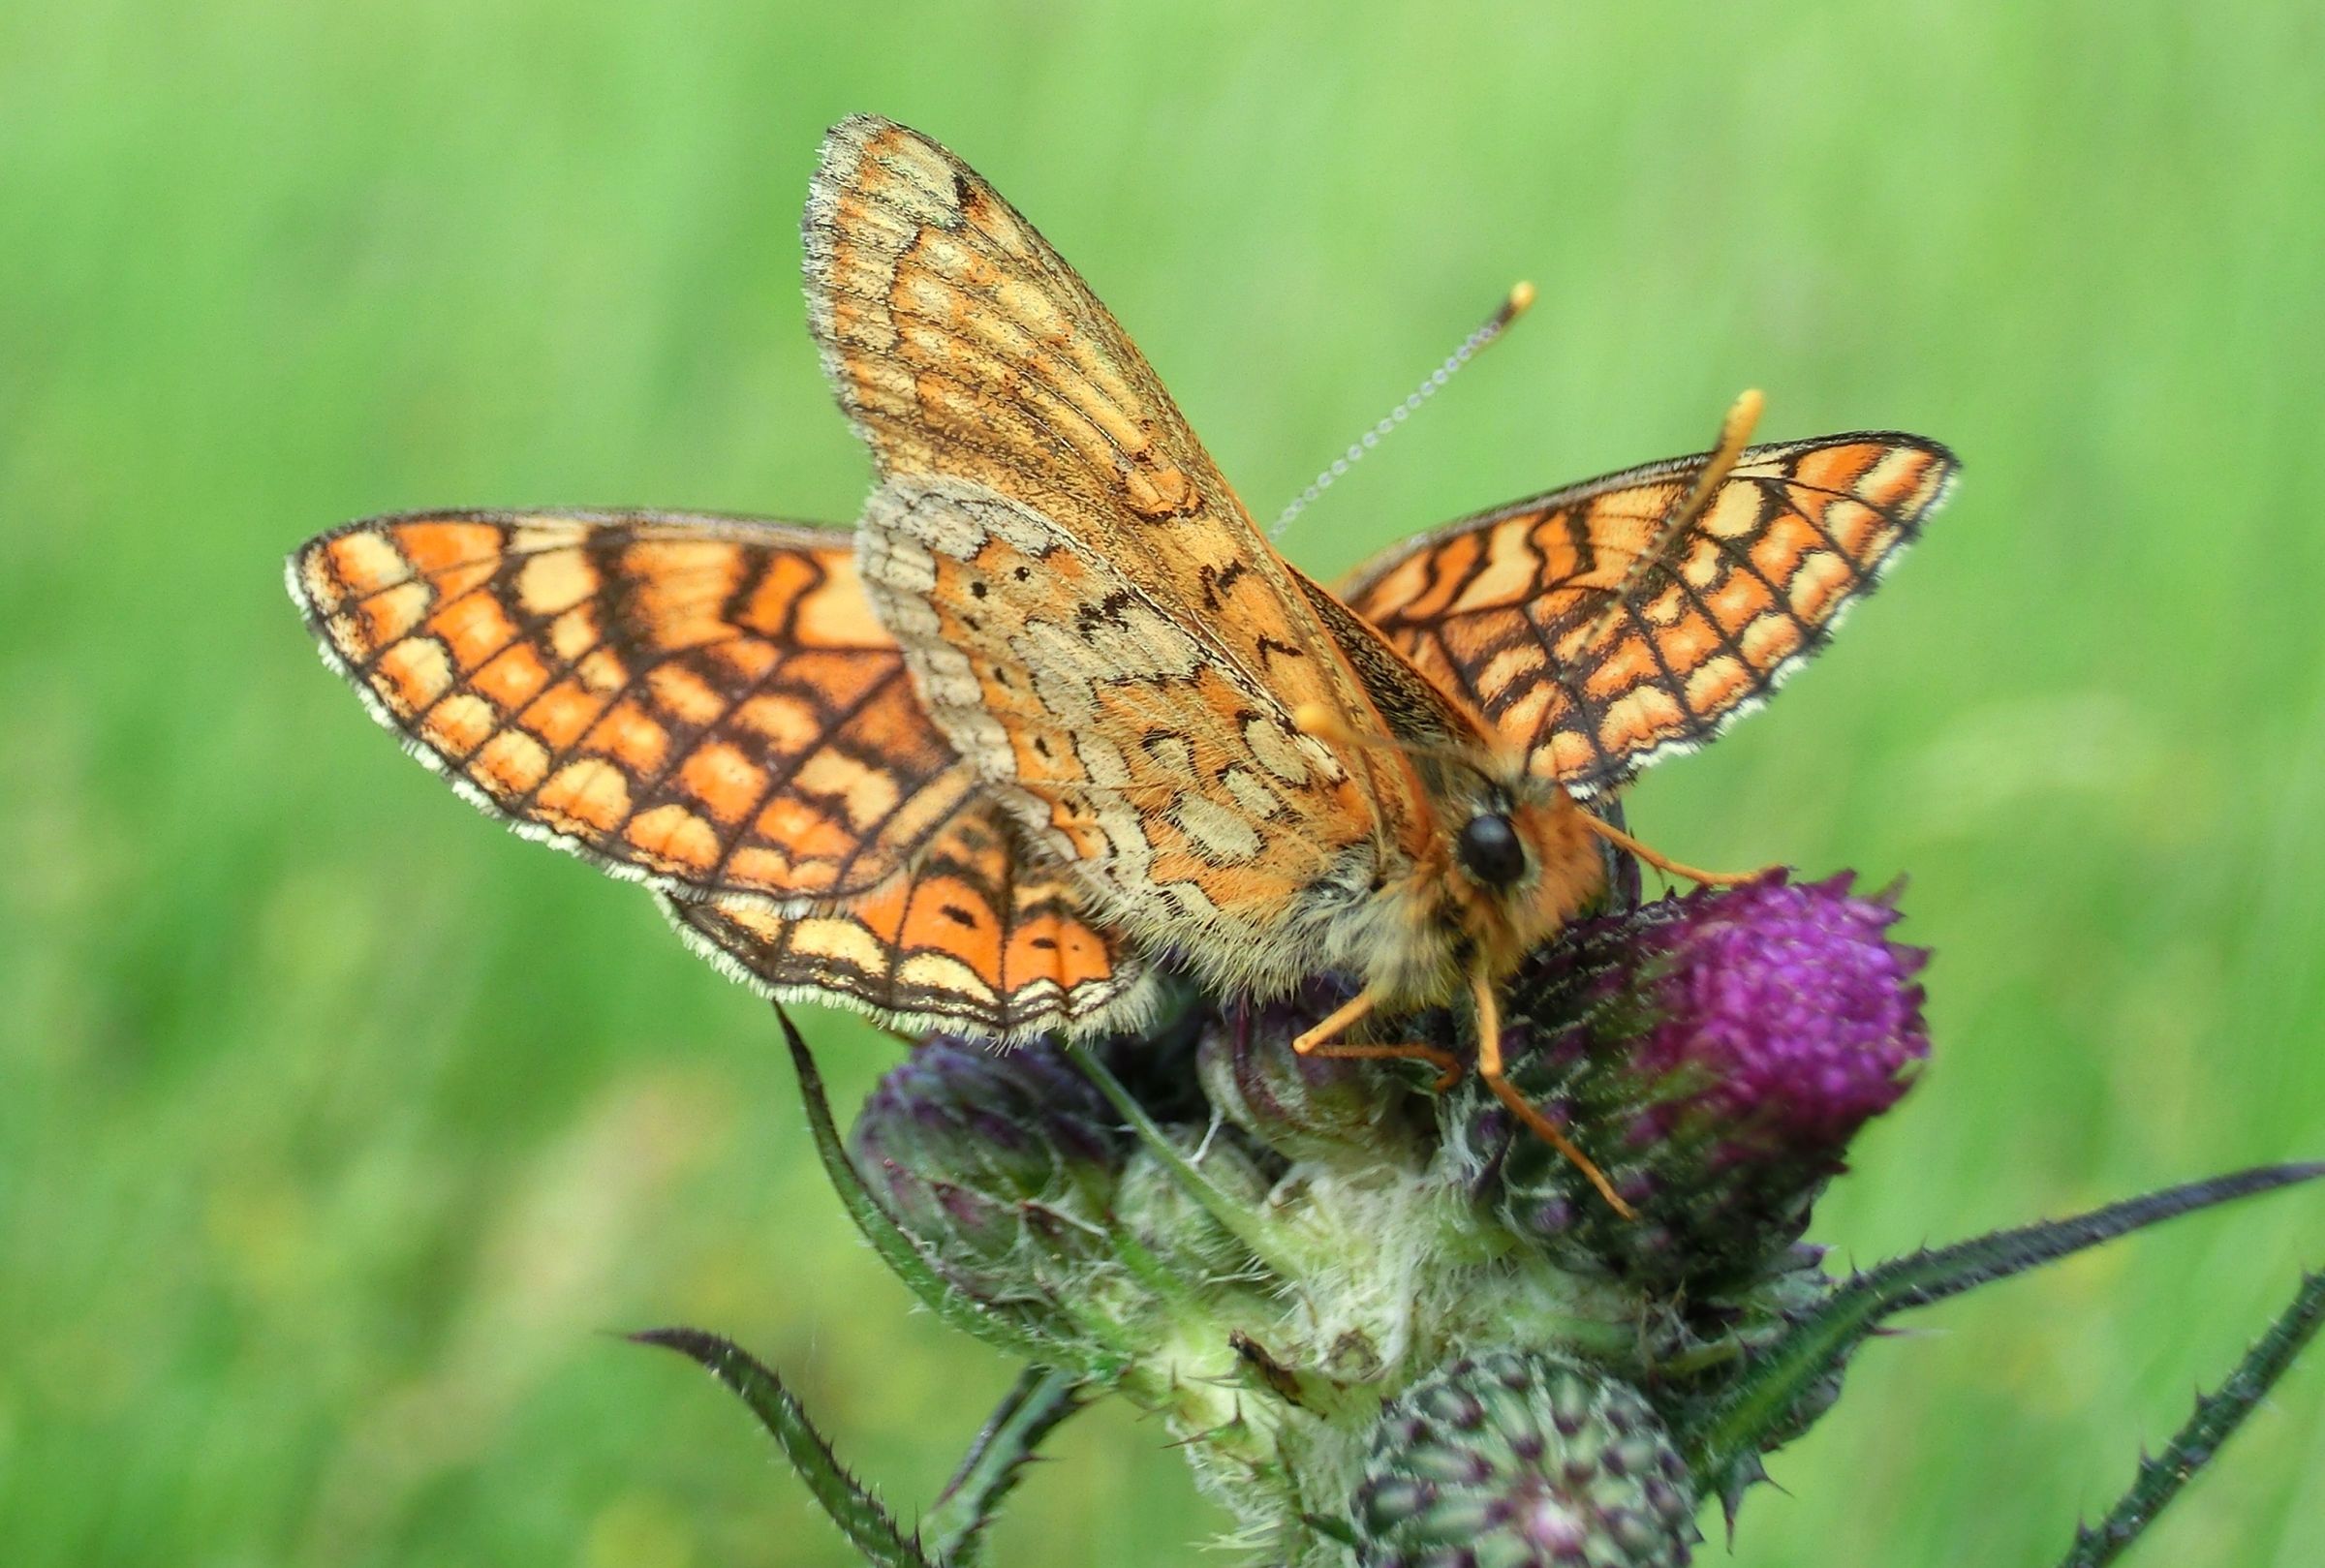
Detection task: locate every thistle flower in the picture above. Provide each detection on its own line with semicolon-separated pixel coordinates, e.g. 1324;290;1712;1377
654;847;2325;1568
1467;874;1930;1290
1355;1350;1699;1568
847;1035;1127;1312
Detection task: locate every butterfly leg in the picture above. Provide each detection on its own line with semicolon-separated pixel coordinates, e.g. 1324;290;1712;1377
1471;967;1636;1220
1577;809;1760;888
1289;987;1464;1092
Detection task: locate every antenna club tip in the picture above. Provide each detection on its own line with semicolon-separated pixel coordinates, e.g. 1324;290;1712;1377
1719;388;1767;451
1504;280;1537;321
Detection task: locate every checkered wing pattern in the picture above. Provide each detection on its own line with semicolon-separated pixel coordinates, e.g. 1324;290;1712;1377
288;510;974;905
1341;436;1958;795
666;801;1149;1039
808;116;1451;984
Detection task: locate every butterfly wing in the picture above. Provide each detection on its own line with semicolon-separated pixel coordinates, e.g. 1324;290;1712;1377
809;117;1437;978
288;509;975;904
1340;434;1958;794
860;476;1404;995
665;799;1151;1040
804;115;1359;719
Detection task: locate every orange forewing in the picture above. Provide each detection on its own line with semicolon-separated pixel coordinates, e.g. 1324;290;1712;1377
1341;435;1957;794
289;510;974;905
804;116;1427;860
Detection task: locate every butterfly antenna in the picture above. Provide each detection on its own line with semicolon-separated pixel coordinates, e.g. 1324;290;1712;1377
1268;282;1536;540
1291;702;1479;772
1666;386;1765;538
1578;387;1768;647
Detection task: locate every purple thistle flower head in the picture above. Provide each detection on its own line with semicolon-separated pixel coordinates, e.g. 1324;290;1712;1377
1471;871;1930;1290
1623;872;1929;1150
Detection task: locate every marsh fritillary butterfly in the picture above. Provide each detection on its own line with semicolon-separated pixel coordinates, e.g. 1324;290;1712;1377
291;117;1953;1202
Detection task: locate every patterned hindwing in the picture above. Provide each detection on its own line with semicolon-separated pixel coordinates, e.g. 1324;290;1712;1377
288;510;975;904
665;801;1152;1041
1340;434;1958;795
858;476;1386;999
803;116;1414;839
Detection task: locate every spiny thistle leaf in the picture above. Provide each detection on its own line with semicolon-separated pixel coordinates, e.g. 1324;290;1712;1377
777;1007;1114;1376
1687;1161;2325;1502
632;1328;935;1568
922;1365;1086;1567
2058;1268;2325;1567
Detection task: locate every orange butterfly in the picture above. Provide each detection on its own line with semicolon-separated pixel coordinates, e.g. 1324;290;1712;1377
290;116;1953;1209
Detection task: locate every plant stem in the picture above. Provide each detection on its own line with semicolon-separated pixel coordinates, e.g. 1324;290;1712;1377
1068;1041;1321;1281
2059;1269;2325;1567
922;1365;1085;1566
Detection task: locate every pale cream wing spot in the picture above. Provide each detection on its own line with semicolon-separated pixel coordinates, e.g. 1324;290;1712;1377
515;551;597;618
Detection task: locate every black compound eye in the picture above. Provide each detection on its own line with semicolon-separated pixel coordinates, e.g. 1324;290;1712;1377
1457;813;1527;888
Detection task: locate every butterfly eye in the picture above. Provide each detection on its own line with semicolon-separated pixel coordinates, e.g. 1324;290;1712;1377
1457;813;1527;888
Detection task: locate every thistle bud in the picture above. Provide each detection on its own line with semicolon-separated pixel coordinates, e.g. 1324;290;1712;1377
1471;874;1929;1289
1354;1351;1699;1567
848;1036;1126;1308
1196;987;1429;1165
1114;1126;1276;1279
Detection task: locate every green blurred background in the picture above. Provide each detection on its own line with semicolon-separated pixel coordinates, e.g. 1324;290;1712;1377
6;1;2323;1562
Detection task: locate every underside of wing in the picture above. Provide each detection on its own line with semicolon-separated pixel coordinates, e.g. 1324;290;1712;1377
664;800;1153;1040
1340;434;1958;795
803;116;1414;841
289;509;974;905
857;477;1380;997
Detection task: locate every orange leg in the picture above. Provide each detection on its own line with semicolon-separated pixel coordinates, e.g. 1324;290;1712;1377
1578;809;1760;888
1472;968;1636;1220
1290;987;1463;1092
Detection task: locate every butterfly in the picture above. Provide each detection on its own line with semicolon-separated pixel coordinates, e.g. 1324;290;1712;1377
290;115;1954;1210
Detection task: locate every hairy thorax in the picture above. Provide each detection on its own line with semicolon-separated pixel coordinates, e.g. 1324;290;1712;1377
1287;784;1608;1010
